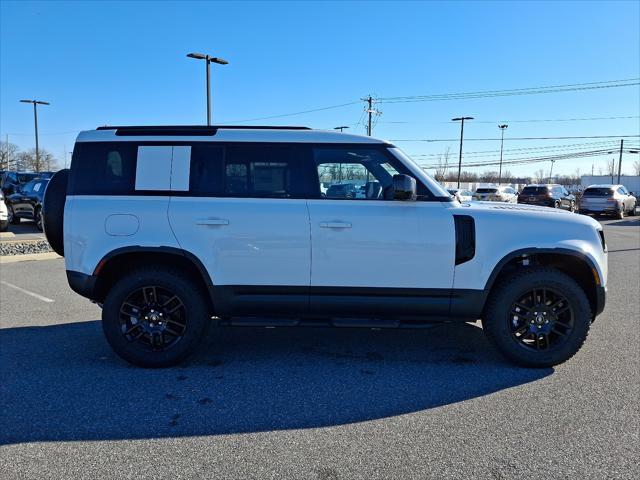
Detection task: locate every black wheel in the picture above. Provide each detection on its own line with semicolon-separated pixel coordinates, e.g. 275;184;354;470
34;207;43;231
8;207;19;224
483;267;591;368
102;267;211;368
0;219;8;232
554;201;560;209
569;201;576;213
617;206;625;219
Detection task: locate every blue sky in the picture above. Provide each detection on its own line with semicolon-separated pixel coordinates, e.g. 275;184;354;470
1;0;639;176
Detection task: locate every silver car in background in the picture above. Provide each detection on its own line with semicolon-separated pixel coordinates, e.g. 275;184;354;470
473;185;518;203
579;184;637;218
447;188;473;202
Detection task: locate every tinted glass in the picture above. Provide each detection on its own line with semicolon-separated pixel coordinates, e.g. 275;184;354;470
189;144;316;198
522;186;548;194
475;188;498;193
583;188;613;197
189;145;224;195
224;144;315;198
69;142;138;195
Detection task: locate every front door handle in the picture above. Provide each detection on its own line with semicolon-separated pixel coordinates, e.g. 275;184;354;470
196;218;229;226
320;222;352;229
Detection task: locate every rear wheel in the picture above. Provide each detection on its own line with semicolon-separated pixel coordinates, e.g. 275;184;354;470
483;267;591;368
8;207;19;224
102;267;211;368
617;206;625;219
34;207;43;231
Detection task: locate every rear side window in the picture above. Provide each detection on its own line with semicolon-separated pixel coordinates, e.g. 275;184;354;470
69;142;138;195
189;144;317;198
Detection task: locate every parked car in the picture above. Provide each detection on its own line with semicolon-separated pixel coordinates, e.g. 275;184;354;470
518;184;576;211
0;190;8;232
44;125;607;369
0;171;39;196
473;186;517;203
5;178;49;230
579;184;637;218
326;183;358;199
447;188;473;202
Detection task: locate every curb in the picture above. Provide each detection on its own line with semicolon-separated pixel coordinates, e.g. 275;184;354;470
0;252;61;264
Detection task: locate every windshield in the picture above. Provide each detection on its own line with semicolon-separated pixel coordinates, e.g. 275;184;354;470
476;188;498;193
17;173;38;183
584;187;613;197
522;186;548;194
387;147;451;198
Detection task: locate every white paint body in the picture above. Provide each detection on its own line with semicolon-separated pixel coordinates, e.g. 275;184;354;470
64;128;608;293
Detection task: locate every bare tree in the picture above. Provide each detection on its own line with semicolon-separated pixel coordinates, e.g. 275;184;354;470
14;148;58;172
0;141;20;170
633;160;640;176
605;159;616;180
534;168;546;183
433;147;451;182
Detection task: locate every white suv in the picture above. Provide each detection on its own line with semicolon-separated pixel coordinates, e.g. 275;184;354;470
43;125;607;368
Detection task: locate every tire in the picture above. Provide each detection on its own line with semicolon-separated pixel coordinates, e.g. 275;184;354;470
617;206;625;219
34;207;43;231
8;207;20;224
0;220;8;232
554;201;560;209
482;267;591;368
102;267;212;368
42;169;68;256
569;201;576;213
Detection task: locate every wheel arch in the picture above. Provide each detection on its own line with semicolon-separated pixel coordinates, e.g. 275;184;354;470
483;248;605;318
92;246;214;312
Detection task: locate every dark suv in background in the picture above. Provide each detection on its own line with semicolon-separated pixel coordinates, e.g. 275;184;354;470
0;171;40;196
518;184;576;211
5;177;50;230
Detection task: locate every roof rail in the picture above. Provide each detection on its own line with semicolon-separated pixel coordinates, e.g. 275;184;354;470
96;125;312;136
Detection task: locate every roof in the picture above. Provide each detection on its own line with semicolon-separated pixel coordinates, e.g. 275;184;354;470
76;125;390;145
586;184;619;188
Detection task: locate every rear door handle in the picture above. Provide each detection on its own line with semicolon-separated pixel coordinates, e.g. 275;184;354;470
320;222;352;228
196;218;229;226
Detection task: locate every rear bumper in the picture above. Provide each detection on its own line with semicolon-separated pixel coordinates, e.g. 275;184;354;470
67;270;97;301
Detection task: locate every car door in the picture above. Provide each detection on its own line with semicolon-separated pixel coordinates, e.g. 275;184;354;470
168;143;315;317
307;145;456;319
29;180;45;216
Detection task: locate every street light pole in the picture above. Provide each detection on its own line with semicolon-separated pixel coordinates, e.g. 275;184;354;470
20;99;50;172
548;159;556;184
498;124;508;185
187;52;229;125
452;116;474;188
617;139;624;184
334;126;349;132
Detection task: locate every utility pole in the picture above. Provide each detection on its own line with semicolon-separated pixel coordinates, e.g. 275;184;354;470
498;124;508;185
20;99;50;172
548;159;556;184
591;164;594;176
186;52;229;125
617;139;624;184
452;117;474;188
361;96;381;136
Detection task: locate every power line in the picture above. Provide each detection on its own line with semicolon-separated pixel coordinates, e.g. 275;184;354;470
377;78;640;103
377;115;640;125
392;134;640;142
223;101;361;123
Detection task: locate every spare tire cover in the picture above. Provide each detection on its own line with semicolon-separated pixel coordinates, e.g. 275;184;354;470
43;169;69;257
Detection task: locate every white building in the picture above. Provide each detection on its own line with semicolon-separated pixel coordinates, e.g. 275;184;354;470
580;175;640;194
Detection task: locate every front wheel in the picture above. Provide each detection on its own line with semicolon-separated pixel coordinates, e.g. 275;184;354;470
34;207;43;231
8;207;19;224
482;267;591;368
102;267;211;368
617;206;625;219
0;220;8;232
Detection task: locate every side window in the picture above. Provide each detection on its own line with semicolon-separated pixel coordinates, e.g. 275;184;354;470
617;187;626;195
189;145;224;195
224;145;314;198
314;147;403;200
69;142;138;195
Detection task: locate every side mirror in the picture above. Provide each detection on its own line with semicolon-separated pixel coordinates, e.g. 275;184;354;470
392;174;417;201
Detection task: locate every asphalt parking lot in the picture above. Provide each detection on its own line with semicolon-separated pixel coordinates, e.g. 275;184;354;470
0;217;638;480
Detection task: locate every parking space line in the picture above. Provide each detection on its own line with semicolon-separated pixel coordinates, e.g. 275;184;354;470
0;280;55;303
